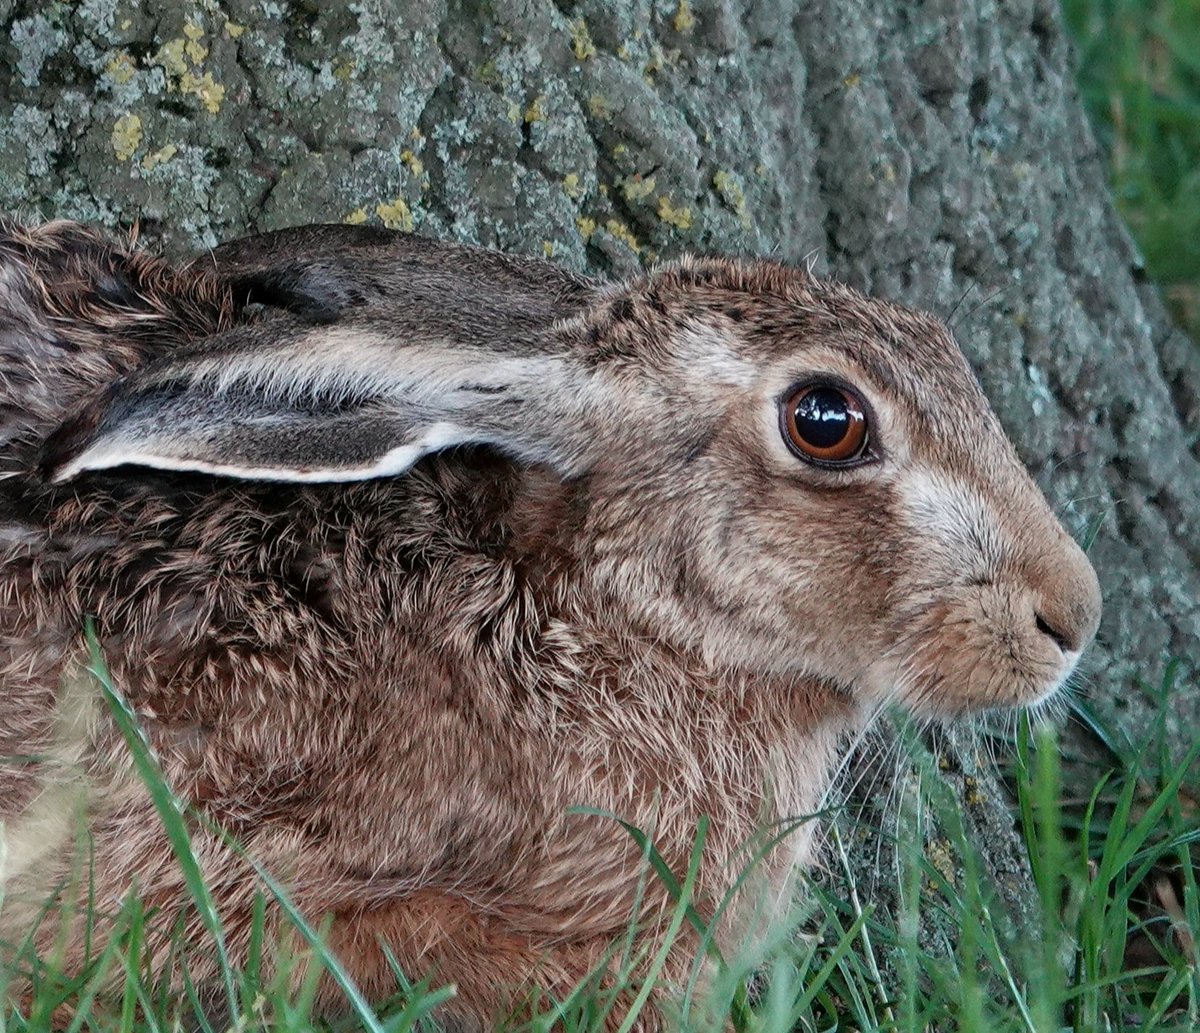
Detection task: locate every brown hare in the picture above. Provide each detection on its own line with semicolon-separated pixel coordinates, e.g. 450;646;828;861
0;219;1101;1030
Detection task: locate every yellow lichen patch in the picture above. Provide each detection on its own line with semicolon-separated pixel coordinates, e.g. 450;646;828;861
141;143;178;170
605;218;640;252
401;149;424;176
506;100;521;124
477;60;502;87
344;207;368;225
562;173;582;200
926;838;958;889
644;43;666;78
843;72;861;89
570;19;596;60
151;25;224;113
106;52;137;85
963;776;985;808
225;21;246;39
333;56;355;81
524;95;545;123
620;174;656;202
542;240;555;258
588;94;612;120
181;71;225;114
713;169;749;223
673;0;695;33
376;198;414;232
576;216;597;239
111;113;143;161
616;43;631;61
154;38;188;78
657;195;692;230
183;21;208;64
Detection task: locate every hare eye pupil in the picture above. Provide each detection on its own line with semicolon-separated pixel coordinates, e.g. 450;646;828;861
781;382;870;465
794;388;852;447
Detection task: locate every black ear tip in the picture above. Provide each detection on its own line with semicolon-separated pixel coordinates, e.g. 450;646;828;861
37;381;124;482
37;419;92;482
228;266;362;324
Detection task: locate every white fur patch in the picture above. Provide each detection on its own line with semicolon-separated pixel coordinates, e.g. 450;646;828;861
1037;647;1083;703
194;327;561;408
898;467;1002;563
675;324;756;389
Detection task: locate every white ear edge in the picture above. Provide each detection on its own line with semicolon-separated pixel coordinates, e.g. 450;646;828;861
51;421;472;484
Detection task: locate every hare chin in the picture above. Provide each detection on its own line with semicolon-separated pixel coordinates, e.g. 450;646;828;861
910;659;1079;718
862;640;1082;719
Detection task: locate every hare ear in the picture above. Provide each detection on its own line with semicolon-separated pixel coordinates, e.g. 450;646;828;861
205;224;402;323
44;319;603;483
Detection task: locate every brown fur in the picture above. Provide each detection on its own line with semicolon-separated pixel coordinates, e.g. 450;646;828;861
0;221;1101;1030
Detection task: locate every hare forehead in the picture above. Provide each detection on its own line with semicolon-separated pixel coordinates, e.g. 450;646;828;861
840;335;997;448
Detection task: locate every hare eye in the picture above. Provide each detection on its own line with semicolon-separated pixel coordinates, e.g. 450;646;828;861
781;383;870;466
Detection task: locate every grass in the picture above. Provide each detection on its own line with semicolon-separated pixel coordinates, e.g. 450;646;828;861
1063;0;1200;336
2;641;1197;1032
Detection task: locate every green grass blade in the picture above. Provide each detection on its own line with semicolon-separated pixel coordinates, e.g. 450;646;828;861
84;622;240;1027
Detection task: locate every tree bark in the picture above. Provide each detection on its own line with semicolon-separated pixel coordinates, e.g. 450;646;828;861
2;0;1195;948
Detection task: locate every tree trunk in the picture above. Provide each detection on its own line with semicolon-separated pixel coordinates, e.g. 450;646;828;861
2;0;1195;953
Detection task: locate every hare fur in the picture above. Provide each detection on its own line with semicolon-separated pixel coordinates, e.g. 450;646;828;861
0;220;1101;1029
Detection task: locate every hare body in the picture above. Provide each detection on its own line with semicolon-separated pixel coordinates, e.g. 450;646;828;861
0;221;1100;1028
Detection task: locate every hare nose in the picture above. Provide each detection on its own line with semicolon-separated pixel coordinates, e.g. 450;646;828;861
1031;541;1102;655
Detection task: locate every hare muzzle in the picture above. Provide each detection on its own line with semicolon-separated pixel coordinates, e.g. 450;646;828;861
883;466;1102;716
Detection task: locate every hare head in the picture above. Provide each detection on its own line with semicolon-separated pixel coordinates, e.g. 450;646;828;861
39;230;1100;721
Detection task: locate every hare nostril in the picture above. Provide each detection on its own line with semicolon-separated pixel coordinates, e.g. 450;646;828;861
1035;612;1073;654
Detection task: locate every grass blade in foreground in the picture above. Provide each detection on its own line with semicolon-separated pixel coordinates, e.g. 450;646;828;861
84;621;239;1029
85;623;419;1033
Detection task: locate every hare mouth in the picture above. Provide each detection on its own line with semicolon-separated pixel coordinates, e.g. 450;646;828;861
865;597;1082;718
